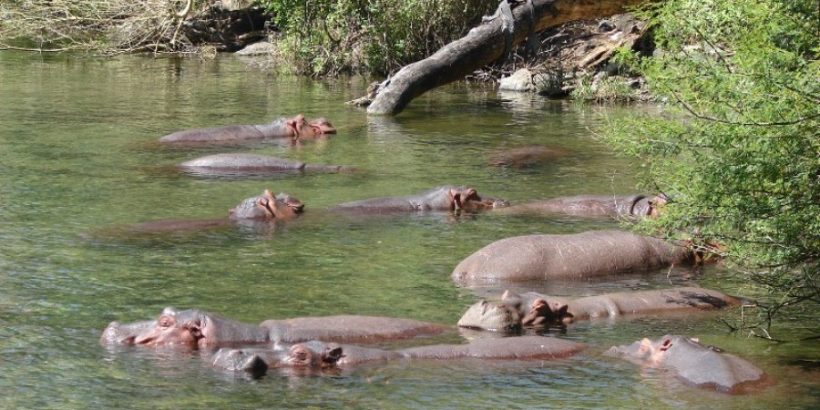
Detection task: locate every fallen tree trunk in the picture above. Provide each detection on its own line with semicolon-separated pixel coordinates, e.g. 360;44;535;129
366;0;644;116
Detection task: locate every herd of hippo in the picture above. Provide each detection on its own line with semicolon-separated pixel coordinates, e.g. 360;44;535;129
103;115;772;395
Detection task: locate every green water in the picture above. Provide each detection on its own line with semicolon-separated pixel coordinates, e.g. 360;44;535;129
0;51;817;409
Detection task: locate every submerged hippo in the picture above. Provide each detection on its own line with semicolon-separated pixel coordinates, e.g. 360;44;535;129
124;189;304;234
159;114;336;144
452;230;695;284
101;307;447;348
330;185;509;214
606;335;772;394
213;336;585;376
211;342;346;376
179;153;355;176
488;145;568;168
457;287;740;331
500;194;667;219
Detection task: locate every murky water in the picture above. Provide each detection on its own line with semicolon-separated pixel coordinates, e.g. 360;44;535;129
0;51;817;409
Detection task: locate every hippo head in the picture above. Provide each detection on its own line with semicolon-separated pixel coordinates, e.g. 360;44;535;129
131;307;216;348
100;319;157;345
285;114;336;140
607;335;676;365
457;290;571;331
457;299;521;331
103;307;264;349
282;341;344;369
449;186;510;212
212;348;270;377
229;189;304;221
631;194;669;218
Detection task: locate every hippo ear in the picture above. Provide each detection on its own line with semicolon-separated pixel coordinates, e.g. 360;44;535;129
501;289;516;300
448;189;461;210
555;303;572;324
501;290;522;309
659;337;673;352
285;118;301;139
322;345;344;365
188;318;204;339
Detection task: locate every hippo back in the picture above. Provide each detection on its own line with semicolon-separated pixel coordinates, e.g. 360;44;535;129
452;230;695;283
260;315;447;343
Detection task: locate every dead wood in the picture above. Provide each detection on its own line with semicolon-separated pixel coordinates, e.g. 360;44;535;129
366;0;644;116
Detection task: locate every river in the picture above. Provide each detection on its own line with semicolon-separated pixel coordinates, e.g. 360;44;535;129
0;51;817;409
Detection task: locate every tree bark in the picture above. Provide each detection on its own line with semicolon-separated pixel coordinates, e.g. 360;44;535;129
366;0;645;116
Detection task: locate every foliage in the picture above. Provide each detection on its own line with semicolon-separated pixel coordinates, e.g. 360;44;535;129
256;0;497;76
571;73;642;103
603;0;819;332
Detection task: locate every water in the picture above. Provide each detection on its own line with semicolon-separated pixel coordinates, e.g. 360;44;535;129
0;51;817;409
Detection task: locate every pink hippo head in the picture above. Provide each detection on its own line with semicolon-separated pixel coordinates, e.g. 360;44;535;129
229;189;304;221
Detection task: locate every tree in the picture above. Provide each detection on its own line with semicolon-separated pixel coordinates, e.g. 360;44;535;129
603;0;819;335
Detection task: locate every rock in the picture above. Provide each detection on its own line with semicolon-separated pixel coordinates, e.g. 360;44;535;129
499;69;535;92
236;41;276;56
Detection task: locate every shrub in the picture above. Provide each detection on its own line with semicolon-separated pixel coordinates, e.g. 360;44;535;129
603;0;819;333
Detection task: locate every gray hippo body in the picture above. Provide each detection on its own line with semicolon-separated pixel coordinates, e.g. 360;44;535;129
259;315;447;343
179;153;354;176
457;287;740;331
212;336;585;376
606;335;772;394
159;115;335;144
330;185;509;214
452;230;694;284
101;308;447;348
500;194;665;219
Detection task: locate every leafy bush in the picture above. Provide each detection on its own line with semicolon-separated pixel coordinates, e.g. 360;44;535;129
603;0;819;332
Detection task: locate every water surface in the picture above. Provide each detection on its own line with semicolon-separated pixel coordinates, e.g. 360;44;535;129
0;51;817;409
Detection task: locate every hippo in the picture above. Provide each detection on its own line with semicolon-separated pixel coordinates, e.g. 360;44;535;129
178;153;355;176
212;336;585;376
499;194;667;219
606;335;772;394
211;342;347;377
158;114;336;144
457;287;741;331
101;307;448;348
124;189;304;235
330;185;509;214
452;230;695;284
488;146;568;168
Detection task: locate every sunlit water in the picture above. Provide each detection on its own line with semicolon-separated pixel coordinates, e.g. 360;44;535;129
0;51;817;409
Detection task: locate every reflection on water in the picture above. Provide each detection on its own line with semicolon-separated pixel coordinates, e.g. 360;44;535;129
0;51;817;409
